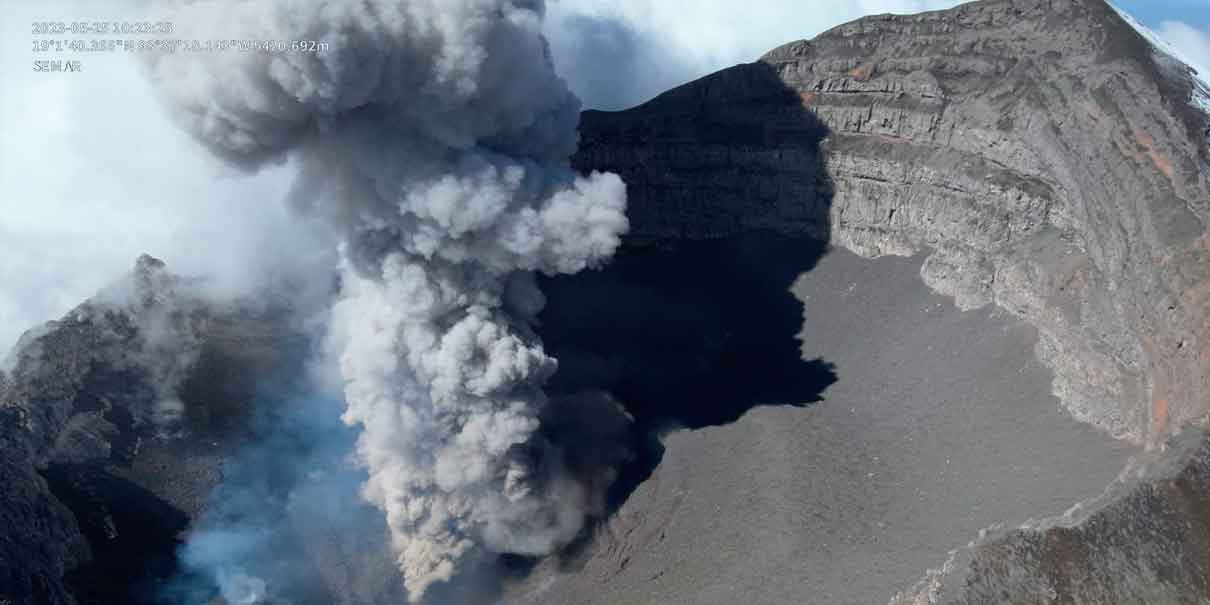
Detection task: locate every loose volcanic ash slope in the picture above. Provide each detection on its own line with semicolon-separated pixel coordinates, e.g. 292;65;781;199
521;244;1131;605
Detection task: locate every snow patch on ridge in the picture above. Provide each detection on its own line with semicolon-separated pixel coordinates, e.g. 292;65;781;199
1109;3;1210;115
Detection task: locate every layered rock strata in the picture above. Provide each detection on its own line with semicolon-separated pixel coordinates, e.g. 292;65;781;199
575;0;1210;443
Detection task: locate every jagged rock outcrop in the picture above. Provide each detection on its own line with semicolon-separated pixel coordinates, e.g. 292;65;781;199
0;257;411;605
0;257;296;605
575;0;1210;443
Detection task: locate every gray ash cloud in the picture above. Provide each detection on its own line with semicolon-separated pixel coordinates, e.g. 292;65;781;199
145;0;629;600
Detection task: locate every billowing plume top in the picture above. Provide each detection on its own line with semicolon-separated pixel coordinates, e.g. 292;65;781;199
149;0;579;166
148;0;625;276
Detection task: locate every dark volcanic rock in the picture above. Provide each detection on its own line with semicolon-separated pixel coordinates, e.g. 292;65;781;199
0;257;298;605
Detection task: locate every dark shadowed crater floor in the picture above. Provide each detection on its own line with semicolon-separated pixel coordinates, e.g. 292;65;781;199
514;238;1134;605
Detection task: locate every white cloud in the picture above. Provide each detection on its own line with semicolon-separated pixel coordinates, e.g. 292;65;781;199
1111;3;1210;110
545;0;962;109
0;1;333;356
1158;20;1210;84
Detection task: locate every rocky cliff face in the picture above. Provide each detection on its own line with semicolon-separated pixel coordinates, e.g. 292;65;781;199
575;0;1210;444
4;1;1210;604
568;0;1210;601
0;257;302;604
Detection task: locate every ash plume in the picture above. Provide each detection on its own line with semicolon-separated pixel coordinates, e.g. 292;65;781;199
145;0;628;600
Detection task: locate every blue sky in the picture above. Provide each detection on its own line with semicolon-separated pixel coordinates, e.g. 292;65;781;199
1115;0;1210;30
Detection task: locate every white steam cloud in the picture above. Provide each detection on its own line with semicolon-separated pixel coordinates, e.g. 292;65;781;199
145;0;627;600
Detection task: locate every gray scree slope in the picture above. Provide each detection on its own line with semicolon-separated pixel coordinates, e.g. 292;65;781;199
511;249;1131;605
0;259;408;604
